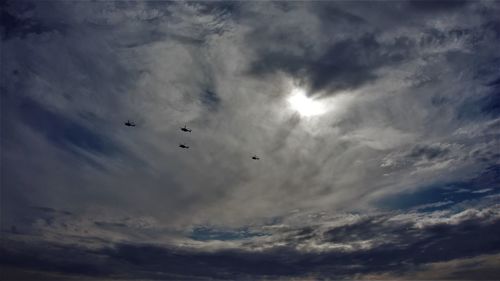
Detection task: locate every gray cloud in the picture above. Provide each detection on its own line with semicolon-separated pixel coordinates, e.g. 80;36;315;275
2;204;500;279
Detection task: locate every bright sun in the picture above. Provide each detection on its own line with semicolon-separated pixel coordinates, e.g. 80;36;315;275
287;88;325;117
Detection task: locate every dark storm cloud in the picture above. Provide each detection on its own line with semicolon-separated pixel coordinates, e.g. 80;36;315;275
94;221;127;228
247;31;408;94
406;144;450;161
190;226;266;241
0;240;113;278
0;240;300;280
408;0;469;11
31;206;73;216
2;205;499;280
242;1;483;95
246;1;495;96
1;1;67;39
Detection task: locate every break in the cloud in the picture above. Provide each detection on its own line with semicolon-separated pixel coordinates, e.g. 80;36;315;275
1;1;500;280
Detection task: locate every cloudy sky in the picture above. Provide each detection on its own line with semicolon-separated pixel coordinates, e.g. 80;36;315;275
1;0;500;280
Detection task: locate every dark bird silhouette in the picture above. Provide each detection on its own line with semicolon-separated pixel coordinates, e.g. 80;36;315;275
124;120;136;127
179;144;190;149
252;155;260;160
180;125;192;132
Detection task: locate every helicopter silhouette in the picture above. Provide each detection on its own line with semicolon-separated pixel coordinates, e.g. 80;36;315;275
179;144;190;149
124;120;136;127
180;125;192;133
252;155;260;160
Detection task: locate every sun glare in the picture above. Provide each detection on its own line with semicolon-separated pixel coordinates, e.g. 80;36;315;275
287;88;325;117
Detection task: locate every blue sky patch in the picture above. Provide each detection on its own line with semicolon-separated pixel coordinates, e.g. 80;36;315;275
19;97;118;156
376;165;500;211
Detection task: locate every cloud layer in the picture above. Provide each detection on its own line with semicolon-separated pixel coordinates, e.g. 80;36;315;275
1;0;500;279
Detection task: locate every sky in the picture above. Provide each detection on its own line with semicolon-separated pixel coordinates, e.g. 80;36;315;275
1;0;500;280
